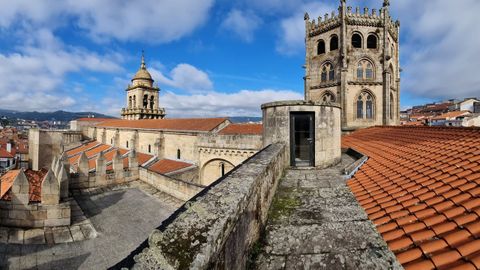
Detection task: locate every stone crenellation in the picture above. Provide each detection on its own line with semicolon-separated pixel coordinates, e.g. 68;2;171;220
0;161;71;228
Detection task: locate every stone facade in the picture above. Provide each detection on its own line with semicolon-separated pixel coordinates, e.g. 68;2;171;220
121;53;166;120
28;129;83;171
197;133;262;185
262;100;341;168
304;0;400;131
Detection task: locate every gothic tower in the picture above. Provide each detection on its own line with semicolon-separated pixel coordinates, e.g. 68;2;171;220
121;52;166;120
304;0;400;131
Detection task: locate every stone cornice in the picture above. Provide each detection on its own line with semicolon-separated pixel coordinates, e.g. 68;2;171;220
347;80;383;86
310;82;341;90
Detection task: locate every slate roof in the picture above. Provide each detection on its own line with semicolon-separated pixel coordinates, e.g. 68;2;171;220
95;118;228;132
218;123;263;135
343;126;480;270
147;159;194;175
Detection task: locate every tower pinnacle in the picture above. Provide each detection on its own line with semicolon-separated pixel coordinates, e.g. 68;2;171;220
383;0;390;7
141;50;146;69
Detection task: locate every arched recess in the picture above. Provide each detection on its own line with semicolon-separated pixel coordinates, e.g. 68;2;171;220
367;34;378;49
356;58;375;80
200;158;235;186
352;32;363;48
321;91;336;103
317;40;326;55
330;35;339;51
390;92;395;120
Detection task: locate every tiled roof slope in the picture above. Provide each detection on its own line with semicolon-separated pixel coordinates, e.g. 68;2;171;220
148;159;194;175
0;148;14;158
343;126;480;270
218;123;263;135
0;170;20;198
96;118;228;132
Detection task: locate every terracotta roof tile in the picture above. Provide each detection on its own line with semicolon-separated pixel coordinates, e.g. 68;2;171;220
0;148;14;158
343;126;480;268
0;170;20;198
218;123;263;135
96;118;229;132
147;159;194;175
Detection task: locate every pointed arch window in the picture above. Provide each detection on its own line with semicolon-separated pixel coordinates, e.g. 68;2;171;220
177;149;181;159
148;144;152;153
356;91;375;120
330;35;339;51
321;63;335;82
321;91;336;103
128;96;132;108
357;60;374;80
317;40;326;55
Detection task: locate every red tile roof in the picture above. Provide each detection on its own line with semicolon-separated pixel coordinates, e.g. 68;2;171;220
25;168;48;202
343;126;480;270
218;123;263;135
74;117;113;122
95;118;229;132
148;159;194;175
0;148;14;158
66;141;153;171
432;111;470;120
66;141;100;157
0;170;20;198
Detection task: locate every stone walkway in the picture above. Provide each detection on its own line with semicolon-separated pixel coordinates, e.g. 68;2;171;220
0;181;181;270
254;155;402;270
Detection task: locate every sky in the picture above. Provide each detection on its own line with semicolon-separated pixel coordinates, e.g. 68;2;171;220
0;0;479;117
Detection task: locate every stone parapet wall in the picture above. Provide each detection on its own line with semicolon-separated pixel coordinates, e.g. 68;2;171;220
197;133;262;150
129;143;287;269
0;200;71;228
69;169;137;190
139;168;203;201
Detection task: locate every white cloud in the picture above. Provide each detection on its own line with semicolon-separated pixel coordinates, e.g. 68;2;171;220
161;89;303;117
0;28;122;111
221;9;261;42
392;0;480;99
0;0;214;43
276;2;335;55
149;64;214;93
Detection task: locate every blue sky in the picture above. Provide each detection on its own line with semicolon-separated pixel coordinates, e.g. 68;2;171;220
0;0;479;117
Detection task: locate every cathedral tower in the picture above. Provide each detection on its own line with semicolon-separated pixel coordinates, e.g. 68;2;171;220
304;0;400;131
121;52;166;120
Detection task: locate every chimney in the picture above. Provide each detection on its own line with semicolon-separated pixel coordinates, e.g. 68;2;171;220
6;143;11;153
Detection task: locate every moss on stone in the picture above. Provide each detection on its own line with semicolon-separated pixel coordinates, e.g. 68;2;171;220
268;187;301;222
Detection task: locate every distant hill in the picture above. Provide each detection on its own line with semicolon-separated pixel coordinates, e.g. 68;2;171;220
229;117;262;123
0;109;115;122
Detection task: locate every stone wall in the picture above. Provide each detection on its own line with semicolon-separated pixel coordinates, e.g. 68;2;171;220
197;133;262;186
139;167;204;201
129;143;287;269
29;129;83;170
262;100;341;168
69;150;139;189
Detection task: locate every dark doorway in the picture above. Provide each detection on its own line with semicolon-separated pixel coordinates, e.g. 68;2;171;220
290;112;315;167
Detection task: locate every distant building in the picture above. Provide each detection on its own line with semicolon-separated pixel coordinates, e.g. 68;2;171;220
450;98;479;112
430;111;471;127
0;147;16;173
474;101;480;113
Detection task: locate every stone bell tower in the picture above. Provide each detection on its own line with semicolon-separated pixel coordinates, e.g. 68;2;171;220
121;52;166;120
304;0;400;131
